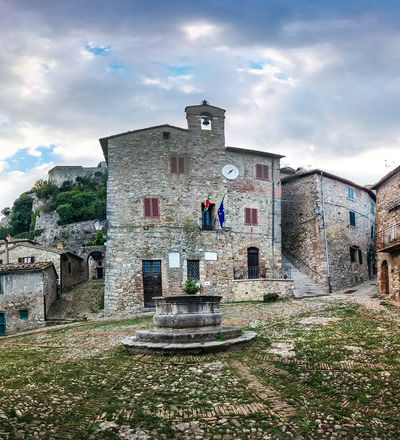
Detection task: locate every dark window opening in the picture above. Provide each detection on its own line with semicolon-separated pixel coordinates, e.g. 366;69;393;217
350;247;357;263
245;208;258;226
247;247;259;279
144;198;160;218
256;164;269;180
202;203;215;230
187;260;200;280
349;211;356;226
18;256;35;264
0;260;2;264
68;262;72;274
162;132;170;139
0;276;4;294
358;249;363;265
20;310;28;320
371;225;374;239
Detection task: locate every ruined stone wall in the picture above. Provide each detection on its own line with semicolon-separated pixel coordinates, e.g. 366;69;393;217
48;163;106;187
60;254;84;291
232;279;293;302
377;250;400;301
282;174;327;287
0;269;51;335
104;106;282;314
282;173;376;291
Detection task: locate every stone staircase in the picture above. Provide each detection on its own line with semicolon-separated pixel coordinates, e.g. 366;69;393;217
47;279;104;321
282;256;326;298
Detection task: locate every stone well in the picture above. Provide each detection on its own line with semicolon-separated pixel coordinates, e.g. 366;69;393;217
122;295;257;355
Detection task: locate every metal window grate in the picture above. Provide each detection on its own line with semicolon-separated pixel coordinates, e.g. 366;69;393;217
187;260;200;280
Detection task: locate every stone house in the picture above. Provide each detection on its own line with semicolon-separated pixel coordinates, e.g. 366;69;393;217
0;262;57;336
100;102;292;314
281;169;376;292
0;238;84;292
371;166;400;301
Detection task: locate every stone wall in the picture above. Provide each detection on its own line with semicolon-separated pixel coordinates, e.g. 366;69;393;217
377;250;400;302
0;267;57;335
48;163;106;187
231;278;294;302
282;171;376;291
102;103;283;314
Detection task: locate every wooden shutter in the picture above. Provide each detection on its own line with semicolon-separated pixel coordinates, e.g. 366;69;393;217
252;209;258;225
245;208;251;225
144;198;151;217
256;164;263;179
262;165;269;180
349;211;356;226
31;256;35;263
151;198;160;217
170;156;177;173
178;157;185;174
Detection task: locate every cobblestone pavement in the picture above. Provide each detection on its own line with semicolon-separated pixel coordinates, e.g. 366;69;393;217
0;280;399;439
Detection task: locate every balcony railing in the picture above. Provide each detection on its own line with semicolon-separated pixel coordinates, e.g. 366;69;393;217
378;223;400;250
233;266;291;280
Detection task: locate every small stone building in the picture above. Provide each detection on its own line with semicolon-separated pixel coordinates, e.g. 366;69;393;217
0;262;57;336
372;166;400;301
0;238;84;292
48;162;107;187
282;169;376;292
100;102;292;314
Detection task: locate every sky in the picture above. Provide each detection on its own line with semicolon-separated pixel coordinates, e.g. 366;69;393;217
1;0;400;212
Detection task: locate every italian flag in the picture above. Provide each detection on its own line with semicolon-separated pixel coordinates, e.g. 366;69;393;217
204;195;211;212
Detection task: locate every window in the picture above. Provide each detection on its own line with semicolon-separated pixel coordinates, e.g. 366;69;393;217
18;257;35;264
349;211;356;226
19;310;28;320
350;247;357;263
256;164;269;181
358;249;363;265
371;225;374;239
245;208;258;226
348;187;355;200
162;132;170;140
144;198;160;218
0;260;2;264
170;156;186;174
371;201;376;214
202;203;215;230
187;260;200;280
0;276;4;294
68;262;72;274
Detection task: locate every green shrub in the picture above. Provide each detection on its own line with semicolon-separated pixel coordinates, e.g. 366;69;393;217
183;279;200;295
56;203;75;224
10;194;33;235
0;226;12;240
32;180;59;200
263;292;279;302
86;231;105;246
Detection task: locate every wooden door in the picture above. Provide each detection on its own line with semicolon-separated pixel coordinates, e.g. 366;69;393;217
381;261;389;295
0;312;6;336
142;260;162;308
247;248;259;279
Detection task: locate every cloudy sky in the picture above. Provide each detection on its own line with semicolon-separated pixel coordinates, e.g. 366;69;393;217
1;0;400;211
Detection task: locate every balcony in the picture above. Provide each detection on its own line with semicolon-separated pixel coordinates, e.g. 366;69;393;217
378;223;400;252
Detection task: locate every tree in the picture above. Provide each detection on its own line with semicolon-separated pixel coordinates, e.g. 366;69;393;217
10;194;33;235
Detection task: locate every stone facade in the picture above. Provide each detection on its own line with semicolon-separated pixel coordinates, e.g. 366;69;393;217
232;278;294;301
100;103;287;314
48;162;107;187
0;263;57;335
0;240;84;292
372;166;400;301
282;170;376;292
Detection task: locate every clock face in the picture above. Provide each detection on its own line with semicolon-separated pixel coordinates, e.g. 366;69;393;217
222;164;239;180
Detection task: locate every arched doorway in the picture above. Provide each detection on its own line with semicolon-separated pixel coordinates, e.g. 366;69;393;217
87;251;105;280
247;247;259;279
380;261;389;295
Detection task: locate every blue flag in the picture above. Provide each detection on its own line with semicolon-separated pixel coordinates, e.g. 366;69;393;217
218;195;225;228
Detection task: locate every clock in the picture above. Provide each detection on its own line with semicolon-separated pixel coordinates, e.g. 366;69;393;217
222;164;239;180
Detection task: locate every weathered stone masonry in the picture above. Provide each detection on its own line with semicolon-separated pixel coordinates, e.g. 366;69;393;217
282;170;376;292
100;103;289;314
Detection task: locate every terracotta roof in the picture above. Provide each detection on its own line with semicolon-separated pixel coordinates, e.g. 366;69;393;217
0;242;82;259
371;165;400;190
225;146;285;159
0;262;54;274
281;168;376;200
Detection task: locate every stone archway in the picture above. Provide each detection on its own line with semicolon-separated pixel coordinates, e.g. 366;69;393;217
380;260;389;296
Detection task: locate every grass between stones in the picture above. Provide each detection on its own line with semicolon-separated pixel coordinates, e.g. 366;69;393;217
0;298;399;439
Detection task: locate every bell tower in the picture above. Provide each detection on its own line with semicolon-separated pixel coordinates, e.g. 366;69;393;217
185;100;226;144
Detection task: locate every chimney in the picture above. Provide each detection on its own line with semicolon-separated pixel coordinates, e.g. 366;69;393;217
4;237;9;264
56;241;65;250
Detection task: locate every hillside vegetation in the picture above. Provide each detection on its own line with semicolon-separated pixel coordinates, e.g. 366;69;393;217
0;174;107;241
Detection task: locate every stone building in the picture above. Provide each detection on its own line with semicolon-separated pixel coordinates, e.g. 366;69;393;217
100;102;292;314
0;238;84;292
371;166;400;301
281;169;376;292
48;162;107;187
0;262;57;336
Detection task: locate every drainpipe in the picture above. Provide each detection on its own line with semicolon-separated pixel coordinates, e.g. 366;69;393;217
271;158;275;271
4;237;9;264
320;171;332;293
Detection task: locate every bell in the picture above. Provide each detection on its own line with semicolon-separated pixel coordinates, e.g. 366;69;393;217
202;117;210;126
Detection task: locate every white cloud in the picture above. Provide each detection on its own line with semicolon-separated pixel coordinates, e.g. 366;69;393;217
182;23;218;40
